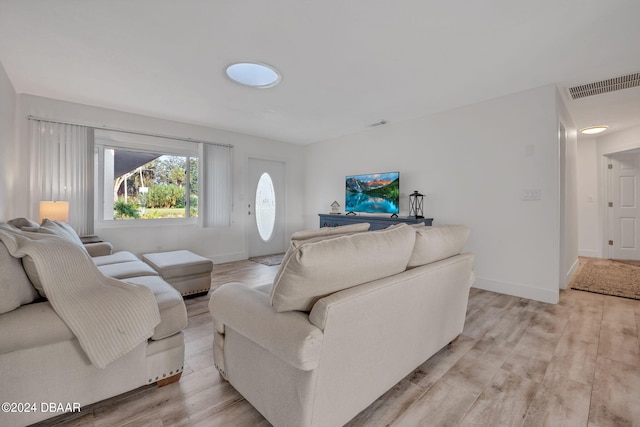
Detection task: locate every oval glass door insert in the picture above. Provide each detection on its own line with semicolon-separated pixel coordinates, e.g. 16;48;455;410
255;172;276;242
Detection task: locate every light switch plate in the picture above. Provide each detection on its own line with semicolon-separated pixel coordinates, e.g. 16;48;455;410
521;189;541;201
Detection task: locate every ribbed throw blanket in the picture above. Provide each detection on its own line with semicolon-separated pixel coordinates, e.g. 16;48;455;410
0;224;160;368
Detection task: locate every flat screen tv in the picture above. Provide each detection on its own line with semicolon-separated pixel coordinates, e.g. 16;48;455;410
345;171;400;215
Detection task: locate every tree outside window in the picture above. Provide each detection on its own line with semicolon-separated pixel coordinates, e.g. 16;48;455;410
109;150;198;220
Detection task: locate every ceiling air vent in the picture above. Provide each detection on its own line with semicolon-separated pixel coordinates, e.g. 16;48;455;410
568;72;640;99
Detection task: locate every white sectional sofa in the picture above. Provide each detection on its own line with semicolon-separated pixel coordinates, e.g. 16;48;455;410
209;222;474;427
0;218;187;427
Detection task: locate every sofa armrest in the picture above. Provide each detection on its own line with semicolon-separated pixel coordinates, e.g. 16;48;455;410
208;283;323;371
84;241;113;257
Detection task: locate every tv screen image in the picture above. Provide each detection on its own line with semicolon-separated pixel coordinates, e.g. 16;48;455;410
345;172;400;215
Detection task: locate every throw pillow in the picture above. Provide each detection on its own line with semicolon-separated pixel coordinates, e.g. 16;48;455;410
21;220;84;297
38;219;84;247
407;225;470;268
0;241;39;314
270;224;416;312
7;217;40;230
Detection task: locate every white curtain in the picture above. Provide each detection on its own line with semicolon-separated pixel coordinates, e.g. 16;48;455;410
202;143;232;227
29;119;94;235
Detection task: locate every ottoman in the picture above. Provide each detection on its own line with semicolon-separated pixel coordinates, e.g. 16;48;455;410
142;250;213;297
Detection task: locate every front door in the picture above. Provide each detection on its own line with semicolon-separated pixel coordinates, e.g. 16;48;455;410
609;152;640;260
248;158;286;257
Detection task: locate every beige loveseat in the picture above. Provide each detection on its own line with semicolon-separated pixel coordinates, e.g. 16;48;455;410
0;218;187;427
209;223;474;427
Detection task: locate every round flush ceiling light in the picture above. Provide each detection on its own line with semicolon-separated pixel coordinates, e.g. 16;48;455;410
225;62;281;88
579;125;609;135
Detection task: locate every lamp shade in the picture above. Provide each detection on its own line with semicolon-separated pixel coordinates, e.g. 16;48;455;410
39;201;69;222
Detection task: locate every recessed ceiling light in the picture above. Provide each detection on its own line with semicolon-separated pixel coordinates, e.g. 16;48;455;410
225;62;281;88
579;125;609;135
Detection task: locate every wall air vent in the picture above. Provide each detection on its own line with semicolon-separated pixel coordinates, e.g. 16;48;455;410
568;72;640;99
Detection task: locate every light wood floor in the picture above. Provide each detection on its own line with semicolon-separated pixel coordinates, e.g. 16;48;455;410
38;260;640;426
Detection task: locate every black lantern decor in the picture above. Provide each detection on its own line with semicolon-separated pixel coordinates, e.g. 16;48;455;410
409;191;424;219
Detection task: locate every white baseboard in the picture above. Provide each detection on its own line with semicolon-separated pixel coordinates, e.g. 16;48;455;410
578;250;600;258
473;277;559;304
563;258;580;289
211;252;246;264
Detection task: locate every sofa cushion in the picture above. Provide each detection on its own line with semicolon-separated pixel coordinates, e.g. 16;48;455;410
92;251;139;266
0;241;39;314
276;223;372;294
407;225;470;268
254;284;273;295
270;224;416;312
124;276;188;340
0;301;75;355
290;223;370;241
84;241;114;257
98;260;159;279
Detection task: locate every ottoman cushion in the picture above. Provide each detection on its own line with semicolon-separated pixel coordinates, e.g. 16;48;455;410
142;250;213;296
142;250;213;279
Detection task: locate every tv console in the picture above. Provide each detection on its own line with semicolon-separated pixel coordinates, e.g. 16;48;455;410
319;214;433;231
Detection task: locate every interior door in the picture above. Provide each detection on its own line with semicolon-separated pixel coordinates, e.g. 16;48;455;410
609;152;640;260
248;158;286;257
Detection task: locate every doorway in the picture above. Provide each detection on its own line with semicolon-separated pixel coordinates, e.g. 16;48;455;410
247;158;286;258
607;151;640;260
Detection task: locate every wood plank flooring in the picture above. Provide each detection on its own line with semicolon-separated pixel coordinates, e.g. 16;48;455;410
37;260;640;427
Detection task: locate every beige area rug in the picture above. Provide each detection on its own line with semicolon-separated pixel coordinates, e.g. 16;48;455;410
571;258;640;300
614;259;640;268
249;253;285;266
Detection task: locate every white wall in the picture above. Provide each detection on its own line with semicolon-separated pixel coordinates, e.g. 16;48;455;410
556;91;579;288
576;137;601;257
0;61;16;220
5;80;580;302
13;94;306;262
597;125;640;156
304;85;562;303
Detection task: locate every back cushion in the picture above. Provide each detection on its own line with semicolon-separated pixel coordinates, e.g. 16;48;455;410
275;223;372;293
0;242;39;314
407;225;470;268
290;223;370;241
270;224;416;312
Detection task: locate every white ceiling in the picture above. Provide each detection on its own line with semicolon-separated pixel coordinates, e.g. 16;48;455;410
1;0;639;144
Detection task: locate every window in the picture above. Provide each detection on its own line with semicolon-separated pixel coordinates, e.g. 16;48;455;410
95;130;202;224
103;148;198;220
255;172;276;241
